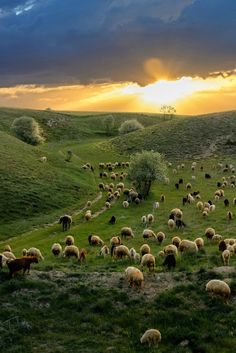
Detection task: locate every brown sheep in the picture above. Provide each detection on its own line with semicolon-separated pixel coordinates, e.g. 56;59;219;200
7;256;38;278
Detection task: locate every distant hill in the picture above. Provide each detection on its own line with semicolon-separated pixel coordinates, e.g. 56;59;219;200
110;111;236;159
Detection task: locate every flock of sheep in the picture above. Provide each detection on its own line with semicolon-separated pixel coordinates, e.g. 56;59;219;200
1;159;236;347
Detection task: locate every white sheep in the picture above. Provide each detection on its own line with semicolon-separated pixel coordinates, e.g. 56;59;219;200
141;215;147;227
113;245;131;259
205;227;216;240
179;240;198;253
121;227;134;239
141;253;155;271
194;238;204;249
26;247;44;261
143;229;157;240
168;219;175;230
85;210;92;221
164;244;178;255
222;250;230;266
123;201;129;208
140;329;161;347
157;231;166;245
100;245;110;256
172;236;181;248
63;245;80;259
140;244;151;256
130;247;137;259
206;279;231;299
51;243;62;256
0;253;9;267
88;235;104;246
65;235;74;246
147;214;154;224
110;236;121;246
125;266;144;289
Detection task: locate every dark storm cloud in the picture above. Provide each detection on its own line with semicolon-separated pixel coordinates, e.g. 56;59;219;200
0;0;235;86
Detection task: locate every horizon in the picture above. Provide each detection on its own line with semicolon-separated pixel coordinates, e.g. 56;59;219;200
0;0;236;114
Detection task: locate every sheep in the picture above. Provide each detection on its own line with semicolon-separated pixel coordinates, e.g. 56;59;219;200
63;245;80;259
88;235;104;246
140;329;161;347
65;235;74;246
222;250;231;266
194;237;204;249
227;211;233;221
141;215;147;227
186;182;192;190
0;253;9;268
202;210;209;217
179;240;198;253
209;204;216;212
100;245;110;257
125;266;144;289
116;182;124;190
22;249;27;256
113;245;131;259
110;236;121;247
108;216;116;224
197;201;204;211
170;208;183;219
7;256;38;278
179;178;183;184
121;227;134;239
227;245;234;256
147;214;154;224
123;201;129;209
140;244;151;256
164;244;178;255
168;219;175;230
141;253;155;271
175;219;186;229
224;199;230;207
160;194;165;202
219;240;227;252
79;249;87;263
39;156;47;162
212;234;222;243
205;173;211;179
134;253;141;263
59;215;72;231
163;254;176;270
98;182;105;190
175;183;179;190
153;201;160;209
205;227;216;240
206;279;231;300
157;250;165;258
105;201;111;209
143;229;157;240
172;236;181;248
130;248;137;259
85;210;92;221
3;245;12;252
157;231;166;245
51;243;62;256
26;247;44;261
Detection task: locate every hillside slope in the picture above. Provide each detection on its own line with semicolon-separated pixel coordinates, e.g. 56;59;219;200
110;111;236;159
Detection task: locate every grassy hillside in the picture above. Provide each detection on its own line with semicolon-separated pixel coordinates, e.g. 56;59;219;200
110;111;236;159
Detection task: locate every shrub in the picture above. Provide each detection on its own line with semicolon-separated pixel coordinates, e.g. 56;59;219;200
102;115;115;135
11;116;44;145
119;119;144;135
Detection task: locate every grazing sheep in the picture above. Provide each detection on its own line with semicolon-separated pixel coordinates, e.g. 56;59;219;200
7;256;38;278
123;200;129;209
179;240;198;253
130;247;137;259
85;210;92;221
65;235;74;246
147;214;154;224
100;245;110;257
59;215;72;231
141;253;155;271
140;329;161;347
3;245;12;252
197;201;204;211
134;253;141;263
110;236;121;247
206;279;231;300
105;201;111;209
86;200;92;208
205;173;211;179
209;204;216;212
160;194;165;202
121;227;134;239
163;254;176;270
125;266;144;289
168;219;175;230
186;182;192;190
224;199;230;207
222;250;230;266
51;243;62;256
108;216;116;224
179;178;183;184
63;245;80;259
212;234;222;243
194;238;204;249
175;219;186;229
202;210;209;217
175;183;179;190
227;211;233;221
157;250;165;258
157;232;166;245
205;227;216;240
172;236;181;248
170;208;183;219
79;249;87;263
143;229;157;240
26;247;44;261
219;240;227;252
164;244;178;255
140;244;151;256
141;215;147;227
227;245;234;256
113;245;131;259
153;201;160;209
39;156;47;163
88;235;104;246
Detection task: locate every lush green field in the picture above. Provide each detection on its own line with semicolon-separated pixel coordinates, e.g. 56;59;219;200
1;108;236;352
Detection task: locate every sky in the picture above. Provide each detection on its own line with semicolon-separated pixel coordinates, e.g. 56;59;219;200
0;0;236;114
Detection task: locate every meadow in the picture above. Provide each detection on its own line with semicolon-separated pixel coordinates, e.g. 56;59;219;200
1;108;236;352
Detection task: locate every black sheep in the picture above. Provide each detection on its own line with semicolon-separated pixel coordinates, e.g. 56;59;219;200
205;173;211;179
217;182;222;187
219;240;227;252
175;183;179;190
175;219;186;229
224;199;229;207
108;216;116;225
179;178;183;184
182;197;188;206
59;215;72;232
163;254;176;270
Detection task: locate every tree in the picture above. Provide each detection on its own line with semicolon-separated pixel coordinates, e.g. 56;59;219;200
160;105;176;120
128;150;167;198
119;119;144;135
102;115;115;135
11;116;44;145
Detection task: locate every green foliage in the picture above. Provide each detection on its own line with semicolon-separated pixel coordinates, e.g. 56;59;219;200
128;150;167;198
102;115;115;135
11;116;44;145
119;119;144;135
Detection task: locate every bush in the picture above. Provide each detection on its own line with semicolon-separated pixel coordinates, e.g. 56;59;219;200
119;119;144;135
11;116;44;145
102;115;115;135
